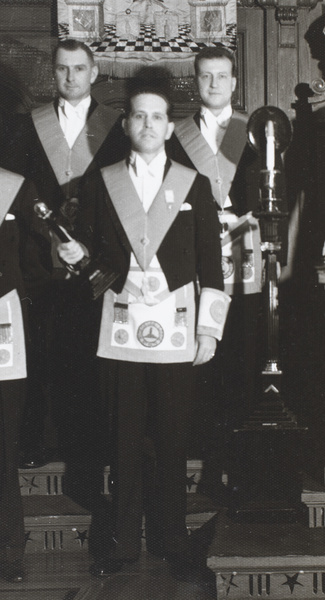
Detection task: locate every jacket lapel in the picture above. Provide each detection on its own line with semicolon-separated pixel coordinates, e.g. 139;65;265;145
32;101;118;188
32;103;69;187
72;103;118;167
174;112;248;208
0;168;24;226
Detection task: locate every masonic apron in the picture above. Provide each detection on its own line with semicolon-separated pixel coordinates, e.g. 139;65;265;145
0;169;26;380
97;162;198;364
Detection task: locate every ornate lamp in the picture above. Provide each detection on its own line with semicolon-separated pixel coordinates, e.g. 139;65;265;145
230;107;306;521
243;106;294;428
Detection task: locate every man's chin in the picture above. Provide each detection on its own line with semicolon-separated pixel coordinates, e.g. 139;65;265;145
206;101;228;111
62;91;81;101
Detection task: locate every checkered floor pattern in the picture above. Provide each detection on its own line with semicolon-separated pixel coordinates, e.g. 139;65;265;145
58;23;237;54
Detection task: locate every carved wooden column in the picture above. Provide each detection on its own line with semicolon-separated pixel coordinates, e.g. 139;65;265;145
257;0;321;117
238;0;323;116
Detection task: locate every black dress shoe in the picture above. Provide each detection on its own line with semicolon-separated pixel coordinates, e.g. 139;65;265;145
89;558;124;577
168;555;216;595
19;452;48;469
0;561;24;583
146;540;166;560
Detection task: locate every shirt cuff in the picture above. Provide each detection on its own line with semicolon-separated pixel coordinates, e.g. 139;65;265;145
197;287;231;341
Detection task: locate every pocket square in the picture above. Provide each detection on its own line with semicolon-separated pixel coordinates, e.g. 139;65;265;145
5;213;15;220
180;203;192;211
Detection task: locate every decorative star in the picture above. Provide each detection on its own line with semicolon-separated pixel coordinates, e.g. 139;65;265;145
74;530;88;547
282;573;303;593
220;574;239;596
20;475;39;494
186;473;197;491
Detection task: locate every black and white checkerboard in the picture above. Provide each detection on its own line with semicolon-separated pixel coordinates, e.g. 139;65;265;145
59;23;237;54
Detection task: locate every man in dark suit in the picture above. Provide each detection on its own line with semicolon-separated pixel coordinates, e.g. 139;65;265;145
0;168;39;583
4;39;127;467
167;46;288;500
57;84;230;586
167;47;265;482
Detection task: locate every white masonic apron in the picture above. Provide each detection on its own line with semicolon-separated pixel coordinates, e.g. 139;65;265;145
0;169;27;380
97;161;198;363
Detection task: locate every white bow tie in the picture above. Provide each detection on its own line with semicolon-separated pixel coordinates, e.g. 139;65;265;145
215;117;228;129
62;101;87;121
130;157;157;179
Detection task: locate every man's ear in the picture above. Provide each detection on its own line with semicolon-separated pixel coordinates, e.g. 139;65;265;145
165;121;175;140
122;117;129;136
90;65;99;85
231;77;237;93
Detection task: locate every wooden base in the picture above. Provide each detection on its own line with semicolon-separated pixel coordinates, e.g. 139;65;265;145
208;508;325;599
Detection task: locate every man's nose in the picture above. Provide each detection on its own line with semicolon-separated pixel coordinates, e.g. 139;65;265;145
144;116;153;127
211;75;220;87
66;68;75;81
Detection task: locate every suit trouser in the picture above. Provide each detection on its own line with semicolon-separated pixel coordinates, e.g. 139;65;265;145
219;293;261;427
0;380;25;564
100;359;195;561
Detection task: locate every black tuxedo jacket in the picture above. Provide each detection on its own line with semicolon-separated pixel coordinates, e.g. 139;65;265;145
3;98;127;213
0;173;39;560
167;110;288;262
76;161;224;297
2;99;129;297
166;111;264;215
0;178;35;301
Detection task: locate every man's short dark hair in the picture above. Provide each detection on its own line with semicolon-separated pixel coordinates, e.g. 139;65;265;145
52;39;95;66
125;67;173;119
194;46;237;78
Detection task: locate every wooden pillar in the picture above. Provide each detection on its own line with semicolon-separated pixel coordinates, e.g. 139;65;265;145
238;4;265;114
238;0;323;116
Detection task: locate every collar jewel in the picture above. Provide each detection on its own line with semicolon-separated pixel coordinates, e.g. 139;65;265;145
165;190;174;209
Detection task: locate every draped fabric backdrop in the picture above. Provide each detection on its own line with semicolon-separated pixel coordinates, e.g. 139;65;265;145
57;0;236;77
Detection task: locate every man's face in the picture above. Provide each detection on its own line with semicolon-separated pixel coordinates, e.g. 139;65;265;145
196;57;236;116
54;48;98;106
123;93;174;162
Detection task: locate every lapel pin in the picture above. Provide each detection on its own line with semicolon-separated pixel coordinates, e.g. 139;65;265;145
165;190;174;209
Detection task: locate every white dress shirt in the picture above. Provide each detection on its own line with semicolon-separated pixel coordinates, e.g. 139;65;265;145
200;104;233;210
128;150;168;298
128;150;166;213
58;96;91;148
199;104;233;155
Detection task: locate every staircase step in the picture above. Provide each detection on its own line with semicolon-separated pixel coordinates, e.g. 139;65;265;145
20;462;65;496
22;491;218;553
208;509;325;599
20;460;216;553
19;460;204;496
300;473;325;527
23;495;91;553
